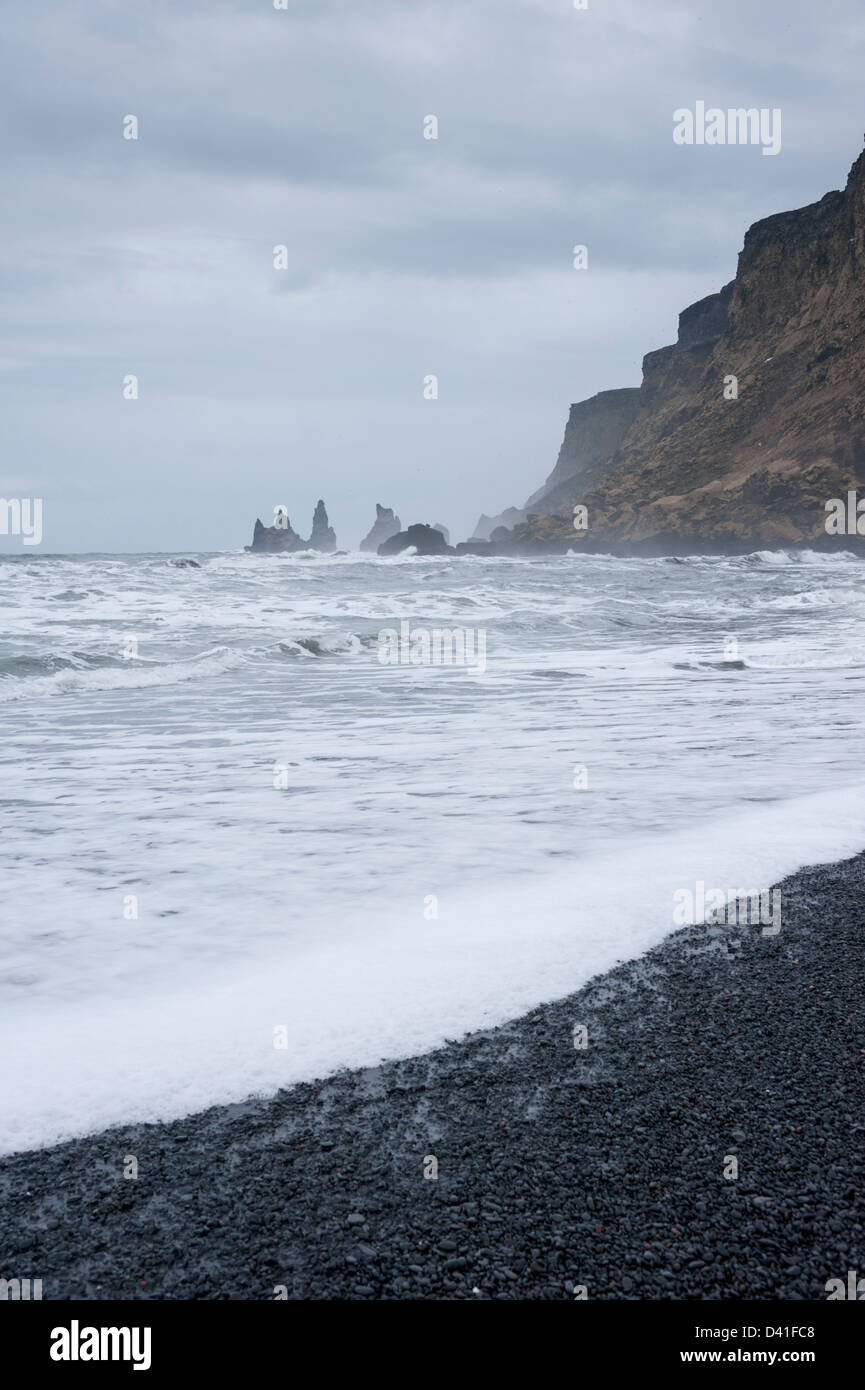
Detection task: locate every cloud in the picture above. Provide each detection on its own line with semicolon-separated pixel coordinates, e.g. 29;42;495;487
1;0;863;549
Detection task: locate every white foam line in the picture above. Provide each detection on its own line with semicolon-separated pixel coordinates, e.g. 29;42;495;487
2;783;864;1155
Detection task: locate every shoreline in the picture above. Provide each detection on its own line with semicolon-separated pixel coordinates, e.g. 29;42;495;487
2;853;863;1300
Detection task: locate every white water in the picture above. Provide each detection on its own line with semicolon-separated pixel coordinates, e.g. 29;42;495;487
1;548;864;1153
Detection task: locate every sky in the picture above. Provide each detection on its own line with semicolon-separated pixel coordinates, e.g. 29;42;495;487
1;0;864;553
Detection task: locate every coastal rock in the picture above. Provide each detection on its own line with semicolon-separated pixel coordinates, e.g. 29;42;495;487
523;388;642;514
431;522;451;545
308;499;337;553
499;142;865;555
359;504;401;552
471;393;640;541
471;507;527;541
377;524;453;556
247;501;337;553
246;515;306;553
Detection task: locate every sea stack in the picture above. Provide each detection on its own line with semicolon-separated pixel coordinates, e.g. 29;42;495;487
247;514;306;552
308;499;337;552
359;504;401;552
377;523;454;556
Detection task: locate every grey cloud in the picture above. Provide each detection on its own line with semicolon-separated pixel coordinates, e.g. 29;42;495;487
1;0;864;551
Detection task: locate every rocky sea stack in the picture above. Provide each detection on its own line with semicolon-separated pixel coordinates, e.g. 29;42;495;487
247;514;306;553
359;504;401;552
247;501;338;553
309;499;337;553
243;146;865;560
377;523;453;557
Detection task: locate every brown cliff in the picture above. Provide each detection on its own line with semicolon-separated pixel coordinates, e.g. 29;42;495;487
506;146;865;554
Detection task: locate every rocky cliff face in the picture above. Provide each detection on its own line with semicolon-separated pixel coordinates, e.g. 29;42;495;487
359;504;401;552
524;387;642;514
471;506;528;541
505;146;865;554
472;390;640;538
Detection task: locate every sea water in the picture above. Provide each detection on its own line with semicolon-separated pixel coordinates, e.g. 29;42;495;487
1;546;863;1153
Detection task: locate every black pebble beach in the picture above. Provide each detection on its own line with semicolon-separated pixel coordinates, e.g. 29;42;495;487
2;854;863;1300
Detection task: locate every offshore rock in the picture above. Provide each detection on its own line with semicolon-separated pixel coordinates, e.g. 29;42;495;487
246;515;306;553
308;499;337;553
359;504;401;552
377;524;454;557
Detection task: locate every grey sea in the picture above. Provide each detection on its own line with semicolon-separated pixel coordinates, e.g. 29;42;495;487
1;545;864;1154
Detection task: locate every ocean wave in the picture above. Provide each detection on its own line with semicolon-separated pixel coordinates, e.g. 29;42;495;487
275;632;378;658
672;650;865;674
0;650;118;679
742;654;865;672
673;658;748;672
0;646;245;702
0;630;388;699
742;548;862;567
3;781;863;1154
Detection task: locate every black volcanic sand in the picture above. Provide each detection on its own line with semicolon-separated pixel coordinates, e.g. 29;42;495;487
2;856;864;1301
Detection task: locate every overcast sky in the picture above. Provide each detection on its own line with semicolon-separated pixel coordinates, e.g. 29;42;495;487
1;0;864;552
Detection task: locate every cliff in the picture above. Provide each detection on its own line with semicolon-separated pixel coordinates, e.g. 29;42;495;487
505;146;865;554
472;389;640;538
524;387;641;514
471;507;528;541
